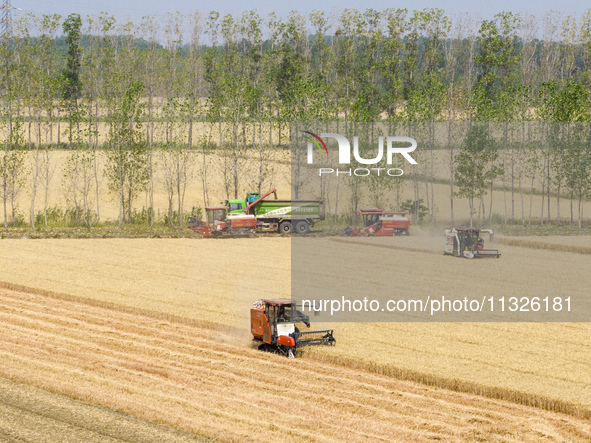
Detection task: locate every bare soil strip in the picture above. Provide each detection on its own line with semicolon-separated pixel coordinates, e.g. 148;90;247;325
329;237;441;254
1;288;590;442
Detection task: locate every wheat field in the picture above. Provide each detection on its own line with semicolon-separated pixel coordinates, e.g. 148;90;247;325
497;235;591;254
0;236;590;417
1;286;590;442
0;377;208;442
9;149;591;227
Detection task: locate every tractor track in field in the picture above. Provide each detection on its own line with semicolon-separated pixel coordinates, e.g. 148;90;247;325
329;237;441;254
1;287;590;442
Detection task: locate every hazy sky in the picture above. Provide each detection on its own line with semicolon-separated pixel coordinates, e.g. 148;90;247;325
17;0;588;22
13;0;589;42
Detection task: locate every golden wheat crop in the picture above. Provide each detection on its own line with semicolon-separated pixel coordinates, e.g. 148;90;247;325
8;149;591;226
16;150;293;223
0;236;590;413
294;235;591;408
497;235;591;254
1;286;589;442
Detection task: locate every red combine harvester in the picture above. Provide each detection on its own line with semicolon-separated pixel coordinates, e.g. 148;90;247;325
188;207;256;237
343;208;410;237
188;189;281;237
251;299;335;358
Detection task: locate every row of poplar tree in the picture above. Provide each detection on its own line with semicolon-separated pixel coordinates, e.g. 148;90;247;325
0;8;591;228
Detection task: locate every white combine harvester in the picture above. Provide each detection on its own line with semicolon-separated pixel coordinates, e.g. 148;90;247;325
444;227;500;259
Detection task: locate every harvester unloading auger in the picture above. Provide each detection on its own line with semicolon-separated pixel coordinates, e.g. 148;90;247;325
187;189;280;237
250;299;335;358
444;227;500;258
188;188;325;236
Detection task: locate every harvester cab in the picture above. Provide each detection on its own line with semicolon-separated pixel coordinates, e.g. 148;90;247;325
344;208;410;237
207;207;227;225
444;228;500;258
362;211;381;227
251;299;335;358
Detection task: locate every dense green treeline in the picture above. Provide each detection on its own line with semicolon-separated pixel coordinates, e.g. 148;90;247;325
0;9;590;229
3;9;591;125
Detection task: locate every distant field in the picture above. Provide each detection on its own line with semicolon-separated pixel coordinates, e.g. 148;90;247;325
518;236;591;247
0;236;589;414
4;148;591;227
497;235;591;254
11;150;293;224
0;121;290;148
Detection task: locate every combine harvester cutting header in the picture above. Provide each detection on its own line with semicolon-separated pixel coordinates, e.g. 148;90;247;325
444;227;500;258
189;188;324;237
344;208;410;237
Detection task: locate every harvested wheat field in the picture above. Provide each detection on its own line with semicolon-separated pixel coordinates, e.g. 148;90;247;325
1;286;590;442
0;236;590;418
0;377;210;442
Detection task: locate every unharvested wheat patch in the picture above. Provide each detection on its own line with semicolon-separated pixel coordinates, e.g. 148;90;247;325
497;235;591;254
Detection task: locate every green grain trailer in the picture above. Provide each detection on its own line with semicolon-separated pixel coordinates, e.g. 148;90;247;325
226;189;324;234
